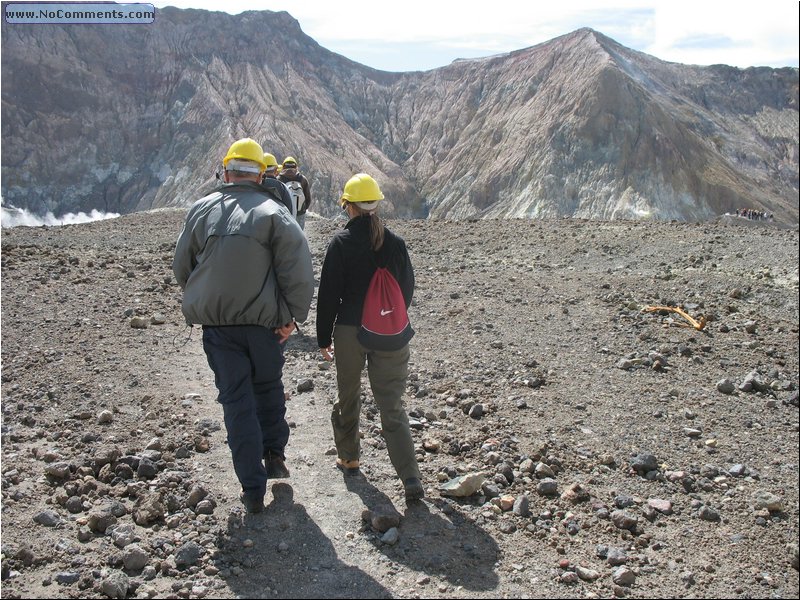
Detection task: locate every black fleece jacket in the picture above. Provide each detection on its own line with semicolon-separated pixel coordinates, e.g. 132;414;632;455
316;215;414;348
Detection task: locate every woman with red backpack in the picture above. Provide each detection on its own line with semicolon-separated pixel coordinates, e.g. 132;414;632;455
316;173;424;502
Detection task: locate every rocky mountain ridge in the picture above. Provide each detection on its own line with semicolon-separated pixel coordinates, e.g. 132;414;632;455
1;8;798;222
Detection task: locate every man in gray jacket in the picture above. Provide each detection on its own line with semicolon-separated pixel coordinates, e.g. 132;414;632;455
173;138;314;514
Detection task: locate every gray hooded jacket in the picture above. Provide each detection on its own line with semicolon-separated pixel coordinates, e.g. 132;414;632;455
173;182;314;328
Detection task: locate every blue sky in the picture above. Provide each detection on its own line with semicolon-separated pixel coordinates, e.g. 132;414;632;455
151;0;800;72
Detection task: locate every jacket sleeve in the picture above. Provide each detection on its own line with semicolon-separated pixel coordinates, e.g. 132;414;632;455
269;213;314;323
395;239;415;309
316;239;344;348
172;209;198;289
301;175;312;210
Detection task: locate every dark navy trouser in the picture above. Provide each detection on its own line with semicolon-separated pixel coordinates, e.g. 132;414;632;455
202;325;288;497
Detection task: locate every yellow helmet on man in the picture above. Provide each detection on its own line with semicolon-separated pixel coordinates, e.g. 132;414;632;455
340;173;384;210
263;153;279;169
223;138;266;172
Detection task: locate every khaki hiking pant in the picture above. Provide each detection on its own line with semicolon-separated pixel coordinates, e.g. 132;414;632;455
331;325;420;481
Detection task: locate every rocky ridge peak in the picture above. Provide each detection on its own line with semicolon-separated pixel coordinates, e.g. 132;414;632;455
1;9;797;223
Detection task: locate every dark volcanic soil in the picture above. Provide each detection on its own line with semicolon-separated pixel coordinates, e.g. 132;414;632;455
1;211;798;599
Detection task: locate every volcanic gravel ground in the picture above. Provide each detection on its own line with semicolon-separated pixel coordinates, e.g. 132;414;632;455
1;210;798;599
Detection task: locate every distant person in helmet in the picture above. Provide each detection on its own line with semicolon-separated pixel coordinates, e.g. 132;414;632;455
278;156;312;230
316;173;424;502
261;152;295;219
173;138;314;514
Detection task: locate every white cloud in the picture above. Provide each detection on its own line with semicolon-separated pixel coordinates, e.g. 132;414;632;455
647;1;799;67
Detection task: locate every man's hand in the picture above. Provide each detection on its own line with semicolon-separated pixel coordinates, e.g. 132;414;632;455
274;321;296;343
320;346;334;361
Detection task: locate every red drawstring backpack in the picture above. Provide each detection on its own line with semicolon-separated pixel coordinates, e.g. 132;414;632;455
358;263;414;351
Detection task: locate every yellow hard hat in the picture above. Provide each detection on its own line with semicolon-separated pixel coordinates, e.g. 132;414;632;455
282;156;298;168
223;138;266;171
340;173;384;210
263;153;279;168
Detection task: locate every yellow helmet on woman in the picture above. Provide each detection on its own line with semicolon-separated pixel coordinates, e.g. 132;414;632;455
340;173;384;210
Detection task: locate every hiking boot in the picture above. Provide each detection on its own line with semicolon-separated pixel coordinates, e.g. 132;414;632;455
265;452;290;479
403;477;424;501
239;492;264;514
335;458;360;476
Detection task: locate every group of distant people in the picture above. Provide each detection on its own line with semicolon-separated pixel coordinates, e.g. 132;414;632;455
215;146;313;229
735;208;773;221
173;138;422;514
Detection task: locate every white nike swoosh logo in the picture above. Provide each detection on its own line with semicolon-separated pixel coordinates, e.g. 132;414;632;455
380;309;394;316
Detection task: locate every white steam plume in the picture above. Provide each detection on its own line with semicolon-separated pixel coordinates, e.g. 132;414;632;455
1;202;120;228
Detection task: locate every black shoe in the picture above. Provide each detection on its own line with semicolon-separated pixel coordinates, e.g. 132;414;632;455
265;452;290;479
403;477;424;501
239;492;264;514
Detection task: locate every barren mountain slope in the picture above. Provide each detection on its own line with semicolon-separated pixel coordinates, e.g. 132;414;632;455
2;9;798;223
1;212;798;599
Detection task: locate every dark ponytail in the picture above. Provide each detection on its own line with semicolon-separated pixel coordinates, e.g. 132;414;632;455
368;212;385;252
347;202;384;251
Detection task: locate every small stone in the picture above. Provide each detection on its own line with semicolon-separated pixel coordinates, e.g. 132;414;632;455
512;495;530;517
381;527;400;545
607;547;628;566
561;482;589;504
174;541;204;567
576;566;601;581
614;494;635;509
752;490;783;513
130;317;149;329
439;473;486;497
612;566;636;586
716;379;736;395
630;453;658;475
297;379;314;393
87;510;117;533
536;478;558;496
728;464;747;477
122;544;149;571
136;457;158;480
468;404;484;419
647;498;673;515
370;505;402;532
33;510;62;527
97;410;114;424
698;506;720;522
611;510;638;531
560;571;579;584
55;571;81;585
101;571;129;599
498;520;516;534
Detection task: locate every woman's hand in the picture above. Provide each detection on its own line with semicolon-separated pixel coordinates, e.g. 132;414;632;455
320;346;334;361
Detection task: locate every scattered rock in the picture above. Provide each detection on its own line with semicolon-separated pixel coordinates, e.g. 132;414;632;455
439;473;486;497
